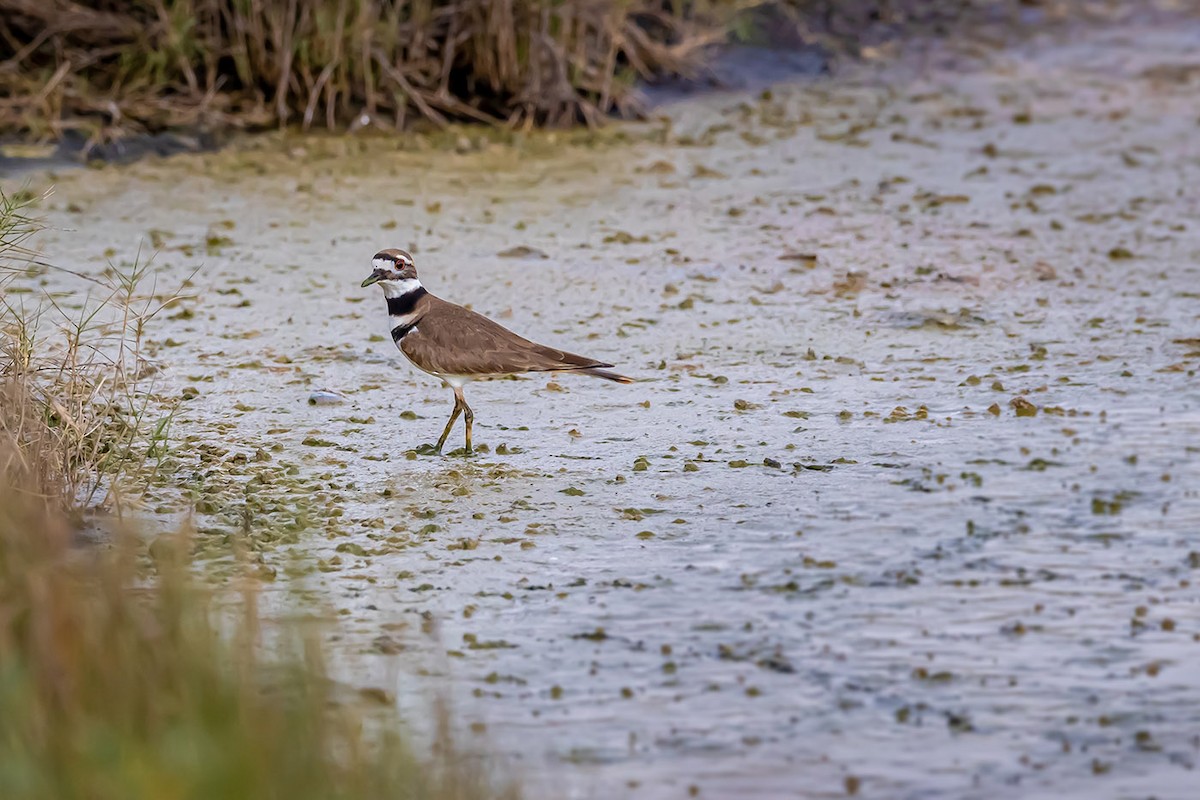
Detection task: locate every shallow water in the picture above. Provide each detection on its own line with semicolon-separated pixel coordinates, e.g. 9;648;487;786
16;14;1200;800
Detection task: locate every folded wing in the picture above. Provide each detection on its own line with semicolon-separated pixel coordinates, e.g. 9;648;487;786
401;297;613;377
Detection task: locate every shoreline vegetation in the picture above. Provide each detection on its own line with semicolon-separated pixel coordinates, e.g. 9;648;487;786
0;0;1084;159
0;191;513;799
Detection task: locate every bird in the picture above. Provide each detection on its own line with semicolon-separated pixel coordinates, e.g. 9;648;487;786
361;248;632;455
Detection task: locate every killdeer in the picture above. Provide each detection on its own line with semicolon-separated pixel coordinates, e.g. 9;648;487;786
361;248;632;454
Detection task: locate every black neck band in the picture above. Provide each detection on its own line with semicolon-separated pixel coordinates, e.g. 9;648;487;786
387;287;427;317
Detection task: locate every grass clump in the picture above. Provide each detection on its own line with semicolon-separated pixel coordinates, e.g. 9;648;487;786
1;188;180;515
0;0;719;143
0;1;1105;148
0;193;513;800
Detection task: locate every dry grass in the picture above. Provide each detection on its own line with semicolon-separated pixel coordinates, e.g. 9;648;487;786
0;192;514;800
0;0;724;144
0;1;1120;149
0;1;1113;146
0;188;182;516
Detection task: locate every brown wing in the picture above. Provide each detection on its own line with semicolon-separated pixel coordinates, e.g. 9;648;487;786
400;295;612;377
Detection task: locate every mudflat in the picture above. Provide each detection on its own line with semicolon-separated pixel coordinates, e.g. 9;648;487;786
22;12;1200;799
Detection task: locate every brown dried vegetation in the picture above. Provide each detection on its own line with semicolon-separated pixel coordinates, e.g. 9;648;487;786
0;0;1069;146
0;0;721;141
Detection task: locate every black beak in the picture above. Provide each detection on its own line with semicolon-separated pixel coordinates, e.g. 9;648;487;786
361;270;383;288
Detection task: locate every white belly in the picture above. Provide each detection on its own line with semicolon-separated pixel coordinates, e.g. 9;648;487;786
436;374;475;389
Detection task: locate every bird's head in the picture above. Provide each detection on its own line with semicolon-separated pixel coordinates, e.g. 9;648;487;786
361;249;418;290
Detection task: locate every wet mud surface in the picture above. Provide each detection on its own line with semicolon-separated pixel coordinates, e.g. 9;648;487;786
15;15;1200;800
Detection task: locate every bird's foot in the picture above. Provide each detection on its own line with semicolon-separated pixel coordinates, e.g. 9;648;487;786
413;442;441;456
445;446;475;458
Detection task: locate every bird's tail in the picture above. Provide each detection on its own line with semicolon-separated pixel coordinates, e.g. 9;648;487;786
579;367;634;384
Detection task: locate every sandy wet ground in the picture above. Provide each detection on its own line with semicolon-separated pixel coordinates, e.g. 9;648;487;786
13;10;1200;800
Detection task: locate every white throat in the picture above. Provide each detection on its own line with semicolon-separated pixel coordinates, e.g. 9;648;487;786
380;278;423;299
